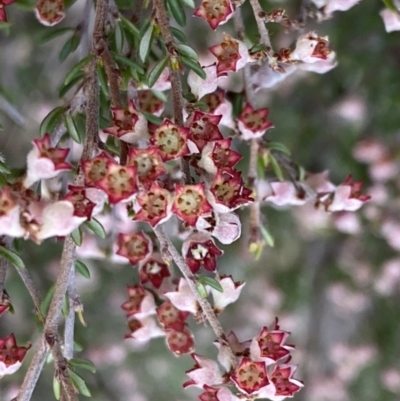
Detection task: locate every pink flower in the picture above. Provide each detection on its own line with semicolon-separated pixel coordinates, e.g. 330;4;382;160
184;354;224;388
211;212;241;245
268;364;303;400
193;0;234;30
188;63;219;100
24;134;71;188
231;357;269;394
120;285;157;319
166;328;195;356
238;103;274;140
34;0;65;26
116;231;153;265
139;256;171;289
210;275;245;313
156;301;189;332
125;316;165;342
290;32;333;64
0;187;24;238
264;182;307;207
0;334;31;379
165;278;199;315
380;9;400;33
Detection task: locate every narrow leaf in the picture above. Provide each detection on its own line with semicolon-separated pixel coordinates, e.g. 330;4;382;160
147;56;169;88
141;111;163;125
180;56;206;79
114;54;145;74
65;113;81;144
268;153;284;181
170;27;187;43
176;43;198;61
179;0;195;8
260;225;275;247
268;141;291;156
71;227;83;246
64;55;93;86
53;377;61;400
69;358;96;373
75;260;90;279
40;285;55;316
58;72;85;98
167;0;186;27
198;276;223;293
114;21;124;53
40;106;65;136
139;24;154;63
0;245;25;269
68;369;91;397
39;27;74;45
85;217;106;239
195;282;208;298
120;16;140;38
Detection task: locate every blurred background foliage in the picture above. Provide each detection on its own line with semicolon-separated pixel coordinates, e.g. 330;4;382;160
1;0;400;400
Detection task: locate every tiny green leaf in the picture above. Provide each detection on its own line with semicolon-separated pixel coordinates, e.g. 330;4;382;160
170;27;187;43
40;106;65;136
68;369;91;397
85;218;106;239
114;54;145;74
179;0;195;8
59;32;80;62
198;276;223;292
120;16;140;38
268;153;284;181
71;227;83;246
260;225;275;247
176;43;198;61
69;358;96;373
268;142;291;156
64;55;93;86
40;285;55;316
65;113;81;144
0;160;11;175
139;23;154;63
167;0;186;27
141;111;163;125
53;377;61;400
382;0;397;11
39;27;74;45
195;282;208;298
114;21;124;53
147;56;169;88
75;260;90;279
0;245;25;269
180;55;206;79
58;72;85;98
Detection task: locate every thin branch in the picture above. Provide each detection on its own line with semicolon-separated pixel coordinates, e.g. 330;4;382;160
154;226;237;369
153;0;191;182
248;0;272;49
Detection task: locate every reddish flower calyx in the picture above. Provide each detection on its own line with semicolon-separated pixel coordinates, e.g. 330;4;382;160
63;186;96;219
139;256;171;288
199;138;242;175
193;0;234;30
231;357;269;394
182;232;223;273
0;334;31;379
165;278;199;315
34;0;65;26
184;354;224;388
125;316;165;342
134;183;172;227
138;90;165;116
209;34;249;77
0;187;24;238
270;365;303;398
127;147;166;188
24;133;71;188
104;100;149;143
188;111;223;152
172;184;213;226
116;231;153;265
156;301;189;332
82;152;114;187
150;119;190;161
166;328;195;356
120;285;156;318
238;103;274;140
95;161;138;204
207;170;254;213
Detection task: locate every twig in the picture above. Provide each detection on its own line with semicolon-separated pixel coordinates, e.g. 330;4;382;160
153;226;237;369
248;0;272;49
153;0;191;182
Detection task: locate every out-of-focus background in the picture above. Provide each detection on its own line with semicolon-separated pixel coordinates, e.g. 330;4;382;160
1;0;400;400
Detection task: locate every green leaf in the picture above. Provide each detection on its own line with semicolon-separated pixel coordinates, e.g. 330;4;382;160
58;71;85;98
195;282;208;298
298;165;306;182
0;123;3;131
176;43;198;61
141;111;163;125
85;218;106;239
0;160;11;175
97;63;109;97
193;101;209;111
53;377;61;400
39;27;74;45
0;245;25;269
167;0;186;27
114;54;145;74
260;225;275;247
65;113;81;144
0;174;7;186
198;276;223;292
120;15;140;38
68;369;91;397
139;23;154;63
64;55;93;86
114;21;124;53
75;260;90;279
179;0;195;8
59;32;81;62
170;27;187;43
40;285;55;316
147;56;169;88
268;142;291;156
69;358;96;373
74;341;83;352
40;106;65;136
62;293;70;317
250;43;267;53
71;227;83;246
382;0;398;11
268;153;284;181
180;55;206;79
